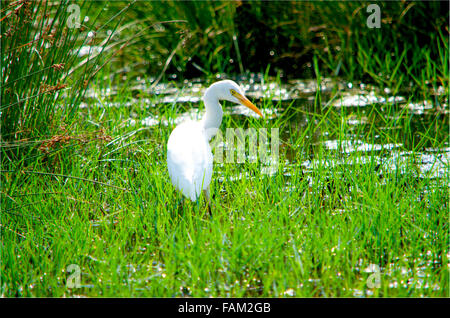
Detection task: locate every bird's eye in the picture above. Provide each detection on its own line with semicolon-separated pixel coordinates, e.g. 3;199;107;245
230;89;237;96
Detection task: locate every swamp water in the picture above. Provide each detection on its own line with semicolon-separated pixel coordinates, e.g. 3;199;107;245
82;74;449;182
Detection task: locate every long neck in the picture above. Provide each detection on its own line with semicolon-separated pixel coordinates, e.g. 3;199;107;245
201;88;223;141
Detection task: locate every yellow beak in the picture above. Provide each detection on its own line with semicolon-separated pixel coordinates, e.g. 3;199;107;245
235;93;263;118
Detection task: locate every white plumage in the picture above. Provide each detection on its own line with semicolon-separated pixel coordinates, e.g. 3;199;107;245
167;80;263;207
167;121;213;201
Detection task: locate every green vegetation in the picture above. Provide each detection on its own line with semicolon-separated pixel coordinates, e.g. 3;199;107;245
101;1;449;95
1;0;448;297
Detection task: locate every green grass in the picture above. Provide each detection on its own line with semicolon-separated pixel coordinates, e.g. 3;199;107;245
1;0;448;298
1;76;448;296
92;0;449;98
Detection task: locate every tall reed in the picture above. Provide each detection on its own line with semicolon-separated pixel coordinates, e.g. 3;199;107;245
0;0;124;159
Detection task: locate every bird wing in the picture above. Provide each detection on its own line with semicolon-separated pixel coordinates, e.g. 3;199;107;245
167;121;213;201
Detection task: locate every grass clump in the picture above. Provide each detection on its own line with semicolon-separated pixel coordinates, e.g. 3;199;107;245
1;0;130;160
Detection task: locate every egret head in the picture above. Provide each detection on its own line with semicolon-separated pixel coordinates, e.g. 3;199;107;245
208;80;263;117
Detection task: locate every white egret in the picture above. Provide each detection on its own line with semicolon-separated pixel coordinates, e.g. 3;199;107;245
167;80;263;210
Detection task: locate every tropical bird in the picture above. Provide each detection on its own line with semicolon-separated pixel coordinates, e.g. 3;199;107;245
167;80;263;211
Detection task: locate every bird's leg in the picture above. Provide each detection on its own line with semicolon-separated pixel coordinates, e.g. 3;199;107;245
203;187;212;215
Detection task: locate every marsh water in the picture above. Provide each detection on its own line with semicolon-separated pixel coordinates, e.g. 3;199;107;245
80;74;448;296
82;74;449;181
